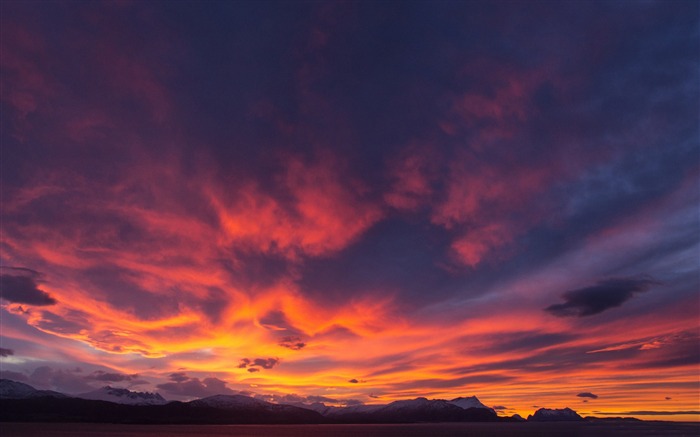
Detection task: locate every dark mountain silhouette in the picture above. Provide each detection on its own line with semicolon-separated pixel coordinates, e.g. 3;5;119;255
350;397;498;423
0;379;585;424
527;407;584;422
0;396;325;424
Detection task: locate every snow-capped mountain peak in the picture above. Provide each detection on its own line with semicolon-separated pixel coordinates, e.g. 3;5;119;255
380;397;455;412
77;386;167;405
0;379;37;398
449;395;494;412
0;379;67;399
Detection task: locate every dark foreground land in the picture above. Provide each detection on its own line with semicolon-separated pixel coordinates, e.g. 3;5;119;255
2;422;699;437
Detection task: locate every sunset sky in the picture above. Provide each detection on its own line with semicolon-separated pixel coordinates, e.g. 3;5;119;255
1;0;698;422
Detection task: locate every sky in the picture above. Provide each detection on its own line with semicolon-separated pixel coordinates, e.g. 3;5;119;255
1;0;698;422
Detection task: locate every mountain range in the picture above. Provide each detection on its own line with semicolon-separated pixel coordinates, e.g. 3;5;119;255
0;379;584;424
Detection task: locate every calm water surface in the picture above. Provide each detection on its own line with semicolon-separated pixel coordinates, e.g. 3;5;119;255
2;422;699;437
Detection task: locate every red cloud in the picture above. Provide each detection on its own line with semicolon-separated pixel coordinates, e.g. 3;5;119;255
209;152;382;258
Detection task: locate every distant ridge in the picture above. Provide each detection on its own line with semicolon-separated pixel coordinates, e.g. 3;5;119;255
0;379;582;424
0;379;67;399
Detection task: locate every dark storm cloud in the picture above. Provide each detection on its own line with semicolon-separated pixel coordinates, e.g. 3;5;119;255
278;336;306;350
0;273;56;306
157;373;239;398
0;347;14;357
577;392;598;399
545;277;658;317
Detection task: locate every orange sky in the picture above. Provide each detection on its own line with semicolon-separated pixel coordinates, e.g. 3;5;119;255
1;0;698;422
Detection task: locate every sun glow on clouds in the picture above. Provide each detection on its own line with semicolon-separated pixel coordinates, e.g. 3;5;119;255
1;0;698;422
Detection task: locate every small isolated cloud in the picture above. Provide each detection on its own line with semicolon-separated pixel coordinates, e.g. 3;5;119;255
279;336;306;350
577;392;598;399
348;378;359;383
493;405;507;410
369;393;380;399
253;358;279;369
545;277;658;317
665;397;672;400
0;348;14;357
238;357;279;372
0;269;56;306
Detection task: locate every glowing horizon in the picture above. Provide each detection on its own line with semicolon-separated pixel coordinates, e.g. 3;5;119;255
1;0;698;423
